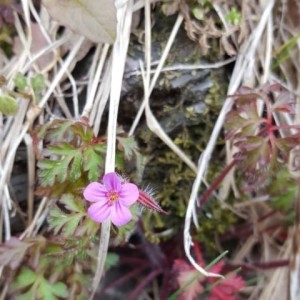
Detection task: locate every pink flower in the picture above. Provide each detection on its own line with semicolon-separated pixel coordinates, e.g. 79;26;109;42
83;172;139;226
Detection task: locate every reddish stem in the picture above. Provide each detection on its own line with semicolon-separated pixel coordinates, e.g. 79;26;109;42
229;259;288;271
270;124;300;131
99;266;147;295
199;159;236;205
127;268;163;300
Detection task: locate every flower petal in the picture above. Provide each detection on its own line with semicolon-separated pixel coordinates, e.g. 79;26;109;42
119;183;139;206
103;172;122;191
83;182;107;202
110;202;132;226
87;201;111;223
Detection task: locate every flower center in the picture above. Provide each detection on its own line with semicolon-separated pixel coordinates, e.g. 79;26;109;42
107;190;119;203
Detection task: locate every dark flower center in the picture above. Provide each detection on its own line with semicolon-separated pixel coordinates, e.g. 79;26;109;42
107;190;119;203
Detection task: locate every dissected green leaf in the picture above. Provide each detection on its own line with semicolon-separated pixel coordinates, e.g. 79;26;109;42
60;194;85;212
117;136;138;160
71;122;94;142
69;151;82;181
42;0;117;44
42;119;75;141
47;195;95;236
76;216;98;236
0;94;18;115
38;158;70;185
83;146;104;181
38;144;83;185
47;205;84;236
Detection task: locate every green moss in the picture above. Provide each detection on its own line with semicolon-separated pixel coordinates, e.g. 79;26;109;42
136;70;232;252
195;198;237;252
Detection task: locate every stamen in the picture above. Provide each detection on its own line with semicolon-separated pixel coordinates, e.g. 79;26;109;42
107;190;119;203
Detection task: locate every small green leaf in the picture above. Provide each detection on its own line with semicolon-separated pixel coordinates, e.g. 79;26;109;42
14;267;37;289
192;7;204;20
226;7;242;25
15;286;37;300
0;94;18;115
105;253;119;270
38;278;58;300
14;72;27;91
51;281;68;298
30;73;45;97
69;151;82;181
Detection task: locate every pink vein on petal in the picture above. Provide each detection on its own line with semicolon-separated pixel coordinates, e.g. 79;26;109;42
103;172;121;191
88;201;111;223
110;202;132;226
83;182;107;202
119;183;139;206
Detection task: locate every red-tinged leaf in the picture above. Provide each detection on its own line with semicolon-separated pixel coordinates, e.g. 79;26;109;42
71;122;93;142
230;92;259;106
0;238;33;270
138;189;168;214
42;119;74;142
263;82;283;93
235;148;267;173
239;122;262;137
236;86;256;95
208;275;245;300
173;259;205;300
272;90;296;114
207;261;245;300
275;136;300;158
225;111;248;135
236;101;260;120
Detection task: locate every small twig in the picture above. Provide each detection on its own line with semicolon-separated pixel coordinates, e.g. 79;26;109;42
124;57;236;78
89;1;133;298
24;133;35;224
